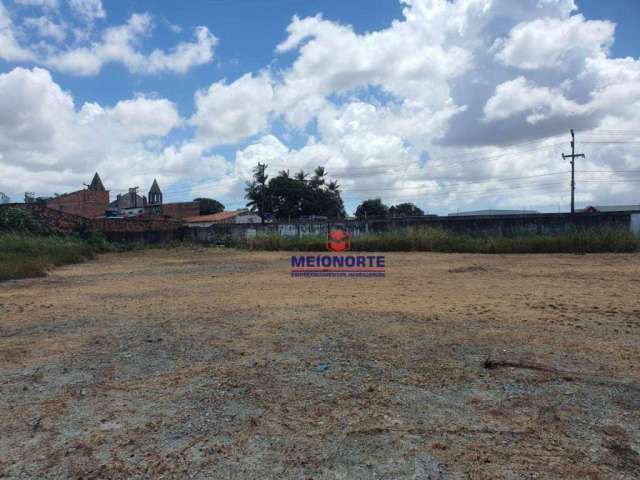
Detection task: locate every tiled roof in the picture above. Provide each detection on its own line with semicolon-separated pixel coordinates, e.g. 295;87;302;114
184;211;240;223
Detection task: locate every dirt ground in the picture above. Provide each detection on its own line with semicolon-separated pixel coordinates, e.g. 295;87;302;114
1;248;639;479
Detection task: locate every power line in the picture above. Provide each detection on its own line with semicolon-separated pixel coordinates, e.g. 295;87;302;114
139;143;569;197
27;134;640;207
101;136;640;196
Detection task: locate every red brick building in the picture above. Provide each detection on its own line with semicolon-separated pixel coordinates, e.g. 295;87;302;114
47;173;109;218
143;179;199;219
161;202;200;219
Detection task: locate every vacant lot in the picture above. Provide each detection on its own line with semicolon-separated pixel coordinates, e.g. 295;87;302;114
1;249;639;479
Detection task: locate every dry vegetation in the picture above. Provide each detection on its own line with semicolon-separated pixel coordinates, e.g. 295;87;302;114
1;248;639;479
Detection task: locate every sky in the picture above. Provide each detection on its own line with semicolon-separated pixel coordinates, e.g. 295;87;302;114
0;0;639;215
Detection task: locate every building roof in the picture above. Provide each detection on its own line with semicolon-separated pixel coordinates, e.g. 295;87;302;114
109;190;146;209
184;211;241;223
88;172;106;191
448;209;540;217
589;205;640;212
149;179;162;195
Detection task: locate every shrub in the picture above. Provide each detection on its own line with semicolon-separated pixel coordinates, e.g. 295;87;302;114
0;233;96;282
0;207;39;233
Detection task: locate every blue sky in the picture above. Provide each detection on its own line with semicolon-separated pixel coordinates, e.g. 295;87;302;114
13;0;638;119
1;0;639;214
20;1;407;118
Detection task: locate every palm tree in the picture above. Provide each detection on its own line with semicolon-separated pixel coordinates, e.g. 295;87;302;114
327;180;341;193
245;163;270;223
294;170;308;183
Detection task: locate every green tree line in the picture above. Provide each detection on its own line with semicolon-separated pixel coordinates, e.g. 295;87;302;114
245;163;425;221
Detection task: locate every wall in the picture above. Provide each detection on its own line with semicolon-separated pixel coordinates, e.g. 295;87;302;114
631;214;640;235
6;203;638;246
47;189;109;218
185;211;638;243
235;213;262;224
1;204;184;243
161;202;200;219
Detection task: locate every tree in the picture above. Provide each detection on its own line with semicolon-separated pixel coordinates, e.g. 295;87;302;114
389;203;424;217
245;163;271;223
194;198;225;215
245;163;346;222
269;175;306;221
24;193;51;205
355;198;389;219
294;170;308;183
321;179;346;219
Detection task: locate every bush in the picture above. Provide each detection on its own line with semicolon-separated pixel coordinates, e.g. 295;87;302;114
245;234;326;251
0;233;96;282
0;207;42;233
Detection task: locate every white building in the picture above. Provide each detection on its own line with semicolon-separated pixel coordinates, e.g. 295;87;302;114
185;209;262;227
0;192;9;204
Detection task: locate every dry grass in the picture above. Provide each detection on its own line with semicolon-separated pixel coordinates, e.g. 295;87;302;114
1;248;639;478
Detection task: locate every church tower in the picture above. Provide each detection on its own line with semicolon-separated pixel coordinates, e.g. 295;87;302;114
88;172;106;191
148;179;163;206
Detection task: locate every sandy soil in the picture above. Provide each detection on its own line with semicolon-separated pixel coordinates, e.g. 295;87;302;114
1;248;639;479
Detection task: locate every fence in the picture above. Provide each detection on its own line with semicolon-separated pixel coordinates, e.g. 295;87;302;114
186;211;640;244
0;204;185;243
4;203;639;245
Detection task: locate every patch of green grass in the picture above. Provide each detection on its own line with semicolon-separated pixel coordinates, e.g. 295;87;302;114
0;234;96;282
241;228;640;254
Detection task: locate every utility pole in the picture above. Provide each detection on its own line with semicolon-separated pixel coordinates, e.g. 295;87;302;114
562;129;585;214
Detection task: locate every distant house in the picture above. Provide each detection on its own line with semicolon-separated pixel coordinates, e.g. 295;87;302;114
583;205;640;213
47;173;110;218
110;187;147;217
185;209;262;227
44;175;198;220
448;209;540;217
145;179;199;219
108;179;199;219
0;192;9;204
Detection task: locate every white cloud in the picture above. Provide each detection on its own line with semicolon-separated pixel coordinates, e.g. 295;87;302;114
0;1;36;61
0;67;188;199
274;10;472;127
48;46;102;75
67;0;104;22
146;26;217;74
190;73;274;147
23;16;66;42
110;97;180;138
0;67;74;167
0;6;217;76
483;76;589;123
14;0;59;8
46;13;217;75
494;14;614;70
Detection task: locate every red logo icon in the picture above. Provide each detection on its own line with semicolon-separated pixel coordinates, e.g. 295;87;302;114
327;229;352;252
